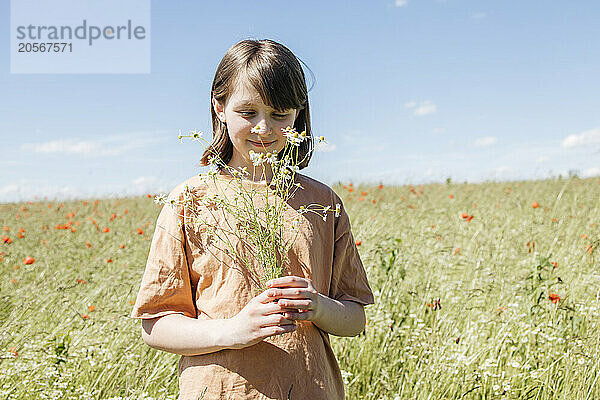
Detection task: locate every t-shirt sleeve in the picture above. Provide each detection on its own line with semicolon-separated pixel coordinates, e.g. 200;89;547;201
329;196;375;306
130;188;198;320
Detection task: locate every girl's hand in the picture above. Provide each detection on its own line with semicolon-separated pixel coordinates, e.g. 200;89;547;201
226;288;298;350
265;276;322;323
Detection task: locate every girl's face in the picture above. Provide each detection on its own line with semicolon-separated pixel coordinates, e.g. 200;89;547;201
213;79;298;175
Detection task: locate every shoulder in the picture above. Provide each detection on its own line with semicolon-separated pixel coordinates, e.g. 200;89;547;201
169;174;206;198
166;174;210;201
295;173;347;217
295;173;341;202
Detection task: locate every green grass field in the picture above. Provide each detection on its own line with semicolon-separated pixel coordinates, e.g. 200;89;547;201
1;176;599;399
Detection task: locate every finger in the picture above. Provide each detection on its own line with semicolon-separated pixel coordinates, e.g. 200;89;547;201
284;310;314;321
262;313;297;327
277;299;312;309
266;276;308;288
263;323;297;337
268;287;312;300
258;289;283;304
264;302;295;315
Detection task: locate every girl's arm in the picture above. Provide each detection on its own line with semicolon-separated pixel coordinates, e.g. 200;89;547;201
312;295;366;337
142;314;232;356
141;289;297;356
265;276;367;337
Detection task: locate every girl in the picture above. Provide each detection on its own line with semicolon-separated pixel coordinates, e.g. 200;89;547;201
130;39;374;400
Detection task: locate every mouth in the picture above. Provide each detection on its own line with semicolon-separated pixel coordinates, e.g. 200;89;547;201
249;140;275;147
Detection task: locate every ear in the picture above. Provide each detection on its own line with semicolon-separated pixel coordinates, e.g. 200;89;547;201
212;97;226;122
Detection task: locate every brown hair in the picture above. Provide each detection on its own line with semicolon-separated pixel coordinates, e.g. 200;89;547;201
200;39;313;169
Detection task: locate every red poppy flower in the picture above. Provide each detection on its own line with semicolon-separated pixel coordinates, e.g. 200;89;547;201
548;292;560;304
532;202;540;209
136;228;144;235
23;256;35;265
103;227;110;233
355;240;362;246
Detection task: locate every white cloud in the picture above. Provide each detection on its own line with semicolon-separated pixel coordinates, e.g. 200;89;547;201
473;136;497;147
0;176;172;203
471;12;487;19
492;166;515;179
561;128;600;148
124;176;170;196
315;141;337;152
395;0;408;6
20;130;169;157
406;100;437;116
0;180;85;203
25;139;98;155
536;156;549;163
582;167;600;178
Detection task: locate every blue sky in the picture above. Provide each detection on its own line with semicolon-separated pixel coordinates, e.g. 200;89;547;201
1;0;599;202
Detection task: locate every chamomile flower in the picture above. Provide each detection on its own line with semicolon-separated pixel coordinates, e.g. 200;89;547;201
238;166;249;176
251;124;264;134
189;129;203;140
264;152;278;165
249;150;266;166
282;126;307;147
335;203;341;217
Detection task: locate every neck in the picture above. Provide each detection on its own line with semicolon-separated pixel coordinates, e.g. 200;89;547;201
220;164;274;184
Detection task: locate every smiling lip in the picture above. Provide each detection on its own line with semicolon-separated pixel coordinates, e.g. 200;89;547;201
249;140;274;147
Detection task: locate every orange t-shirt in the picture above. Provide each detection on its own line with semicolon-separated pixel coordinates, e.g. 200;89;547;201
130;170;375;399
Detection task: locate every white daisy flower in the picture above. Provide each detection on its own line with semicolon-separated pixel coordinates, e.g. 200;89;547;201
264;152;278;164
189;129;203;140
251;124;264;134
281;126;307;147
335;203;341;217
249;150;266;166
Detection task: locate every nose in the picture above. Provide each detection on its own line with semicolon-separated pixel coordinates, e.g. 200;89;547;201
256;116;272;136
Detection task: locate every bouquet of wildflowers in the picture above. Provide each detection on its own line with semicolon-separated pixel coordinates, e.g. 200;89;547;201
154;125;341;294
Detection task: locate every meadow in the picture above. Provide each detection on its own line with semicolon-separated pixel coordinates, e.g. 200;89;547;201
1;175;599;399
